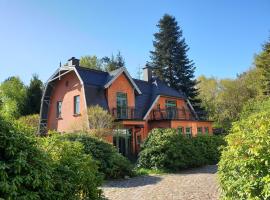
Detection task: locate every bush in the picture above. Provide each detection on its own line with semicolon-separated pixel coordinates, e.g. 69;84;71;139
138;128;224;171
218;110;270;199
40;135;103;199
0;116;54;199
62;133;133;179
17;114;40;134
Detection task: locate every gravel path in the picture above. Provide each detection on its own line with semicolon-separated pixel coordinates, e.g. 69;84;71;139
101;165;220;200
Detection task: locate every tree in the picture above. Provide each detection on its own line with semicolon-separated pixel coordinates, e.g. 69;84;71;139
102;51;125;72
255;38;270;96
80;55;103;70
0;76;27;118
149;14;202;113
24;74;43;115
87;105;116;137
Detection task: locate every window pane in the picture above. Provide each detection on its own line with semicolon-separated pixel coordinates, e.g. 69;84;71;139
186;127;192;138
205;127;209;134
74;95;80;114
178;127;183;135
116;92;128;118
56;101;62;118
197;127;202;135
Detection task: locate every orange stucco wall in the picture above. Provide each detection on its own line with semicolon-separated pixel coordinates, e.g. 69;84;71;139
47;71;87;132
106;74;135;110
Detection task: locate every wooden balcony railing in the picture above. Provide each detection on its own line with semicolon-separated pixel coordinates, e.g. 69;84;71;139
110;107;139;120
149;108;194;121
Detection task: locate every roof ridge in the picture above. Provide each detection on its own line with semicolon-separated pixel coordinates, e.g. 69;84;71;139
76;66;109;74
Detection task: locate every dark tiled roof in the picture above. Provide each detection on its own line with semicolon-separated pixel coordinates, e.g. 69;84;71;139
76;66;186;119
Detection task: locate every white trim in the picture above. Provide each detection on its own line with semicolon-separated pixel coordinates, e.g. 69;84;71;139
104;67;142;94
186;99;198;119
73;67;90;129
143;95;161;120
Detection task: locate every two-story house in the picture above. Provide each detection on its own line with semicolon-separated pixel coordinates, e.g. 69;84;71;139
39;57;213;156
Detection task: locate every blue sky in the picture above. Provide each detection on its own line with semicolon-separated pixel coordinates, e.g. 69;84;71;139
0;0;269;84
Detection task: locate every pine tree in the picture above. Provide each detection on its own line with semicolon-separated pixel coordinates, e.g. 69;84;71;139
255;38;270;96
103;51;125;72
24;74;43;115
149;14;203;116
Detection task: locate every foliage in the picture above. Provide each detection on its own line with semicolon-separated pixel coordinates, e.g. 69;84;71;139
102;51;125;72
80;55;103;70
87;105;115;137
0;116;54;199
137;128;224;171
80;52;125;72
62;133;133;179
255;38;270;96
39;134;102;200
218;105;270;199
24;74;43;115
149;14;202;112
0;76;27;118
17;114;40;134
198;68;262;131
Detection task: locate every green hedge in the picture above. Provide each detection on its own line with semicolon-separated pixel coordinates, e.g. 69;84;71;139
0;116;54;199
0;116;103;200
137;128;225;171
218;110;270;199
62;133;133;179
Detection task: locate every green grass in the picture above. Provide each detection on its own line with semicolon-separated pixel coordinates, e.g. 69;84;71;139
133;168;166;176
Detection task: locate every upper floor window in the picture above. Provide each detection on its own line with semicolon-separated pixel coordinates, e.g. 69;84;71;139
116;92;128;118
166;100;177;119
56;101;62;118
74;95;80;115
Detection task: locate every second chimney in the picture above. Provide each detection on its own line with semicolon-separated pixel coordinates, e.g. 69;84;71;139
143;65;152;82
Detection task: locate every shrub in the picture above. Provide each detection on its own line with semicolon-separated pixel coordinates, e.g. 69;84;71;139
218;110;270;199
138;128;224;171
62;133;133;179
39;135;103;199
17;114;40;134
0;116;54;199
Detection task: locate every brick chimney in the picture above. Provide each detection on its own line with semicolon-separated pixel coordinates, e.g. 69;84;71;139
68;57;79;67
143;65;152;82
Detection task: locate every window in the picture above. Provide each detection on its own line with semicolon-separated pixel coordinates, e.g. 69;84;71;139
157;104;160;110
165;100;177;119
204;127;209;134
186;127;192;138
197;127;203;135
116;92;128;119
178;126;184;135
74;95;80;115
56;101;62;118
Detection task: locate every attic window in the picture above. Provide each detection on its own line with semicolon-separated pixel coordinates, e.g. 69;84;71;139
65;81;69;87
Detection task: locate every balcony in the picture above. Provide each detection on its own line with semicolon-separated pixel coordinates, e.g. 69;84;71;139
149;108;194;121
110;107;139;120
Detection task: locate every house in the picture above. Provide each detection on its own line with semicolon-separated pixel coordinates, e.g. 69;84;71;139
39;57;213;156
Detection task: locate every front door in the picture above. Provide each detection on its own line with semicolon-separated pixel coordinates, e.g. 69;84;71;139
113;129;132;156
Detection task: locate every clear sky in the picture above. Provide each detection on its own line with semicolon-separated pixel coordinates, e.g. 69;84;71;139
0;0;269;84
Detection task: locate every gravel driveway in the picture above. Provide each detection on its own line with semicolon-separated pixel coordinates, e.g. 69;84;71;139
102;165;219;200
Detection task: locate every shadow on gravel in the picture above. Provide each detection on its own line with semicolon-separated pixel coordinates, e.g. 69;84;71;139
103;175;162;188
180;165;218;175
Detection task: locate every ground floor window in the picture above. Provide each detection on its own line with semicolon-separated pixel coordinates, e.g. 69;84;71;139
178;126;184;135
185;127;192;138
197;127;203;135
204;127;209;134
